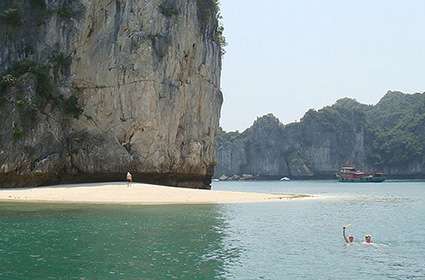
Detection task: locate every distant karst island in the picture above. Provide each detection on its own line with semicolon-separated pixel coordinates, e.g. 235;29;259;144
215;91;425;180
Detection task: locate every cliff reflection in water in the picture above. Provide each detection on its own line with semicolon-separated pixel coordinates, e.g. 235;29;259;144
0;204;240;280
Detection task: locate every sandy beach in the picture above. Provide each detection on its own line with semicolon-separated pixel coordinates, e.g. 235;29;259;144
0;182;312;205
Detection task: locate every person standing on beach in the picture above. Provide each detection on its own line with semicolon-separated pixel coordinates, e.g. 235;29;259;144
126;171;133;187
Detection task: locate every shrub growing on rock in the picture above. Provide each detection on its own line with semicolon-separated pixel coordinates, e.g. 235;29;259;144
159;2;179;17
0;8;22;26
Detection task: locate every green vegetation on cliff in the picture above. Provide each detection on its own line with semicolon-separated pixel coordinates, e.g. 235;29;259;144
196;0;226;54
0;0;83;35
0;0;85;142
0;8;22;26
0;59;83;140
159;1;179;17
367;92;425;166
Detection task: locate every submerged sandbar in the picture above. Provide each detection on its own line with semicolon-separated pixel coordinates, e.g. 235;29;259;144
0;182;312;205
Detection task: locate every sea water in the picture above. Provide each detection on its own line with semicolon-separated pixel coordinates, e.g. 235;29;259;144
0;180;424;280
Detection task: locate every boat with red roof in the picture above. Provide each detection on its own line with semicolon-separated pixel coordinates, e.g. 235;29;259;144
336;165;385;182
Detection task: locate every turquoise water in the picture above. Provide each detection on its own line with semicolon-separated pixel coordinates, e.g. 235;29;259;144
1;180;425;279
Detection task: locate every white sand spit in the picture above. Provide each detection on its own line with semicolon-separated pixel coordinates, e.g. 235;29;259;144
0;182;313;205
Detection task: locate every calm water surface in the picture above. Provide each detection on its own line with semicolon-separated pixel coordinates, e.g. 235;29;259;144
1;180;425;280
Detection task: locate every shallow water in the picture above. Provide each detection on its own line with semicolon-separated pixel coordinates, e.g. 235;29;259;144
1;180;425;279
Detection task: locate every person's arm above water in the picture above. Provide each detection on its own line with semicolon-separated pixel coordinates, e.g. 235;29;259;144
343;226;349;243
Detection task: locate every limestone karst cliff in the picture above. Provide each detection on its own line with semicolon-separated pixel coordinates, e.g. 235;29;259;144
0;0;224;189
216;92;425;179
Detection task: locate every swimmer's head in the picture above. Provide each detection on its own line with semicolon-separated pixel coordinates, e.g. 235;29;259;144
364;235;372;243
348;235;354;243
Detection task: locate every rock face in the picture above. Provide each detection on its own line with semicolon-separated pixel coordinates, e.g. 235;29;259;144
0;0;223;189
215;92;425;179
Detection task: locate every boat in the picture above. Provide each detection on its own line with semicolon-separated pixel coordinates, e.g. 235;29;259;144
280;177;291;181
218;175;229;181
336;165;385;182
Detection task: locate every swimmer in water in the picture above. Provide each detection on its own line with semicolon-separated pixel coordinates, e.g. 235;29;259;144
343;226;354;244
364;234;373;244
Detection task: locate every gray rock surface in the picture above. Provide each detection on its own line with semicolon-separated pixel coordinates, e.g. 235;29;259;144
0;0;223;188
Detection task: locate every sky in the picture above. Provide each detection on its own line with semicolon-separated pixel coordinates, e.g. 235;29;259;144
219;0;425;131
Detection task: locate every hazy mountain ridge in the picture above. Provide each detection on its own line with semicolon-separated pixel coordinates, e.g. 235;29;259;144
215;91;425;178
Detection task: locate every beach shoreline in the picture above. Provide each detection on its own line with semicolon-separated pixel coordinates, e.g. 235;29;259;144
0;182;314;206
